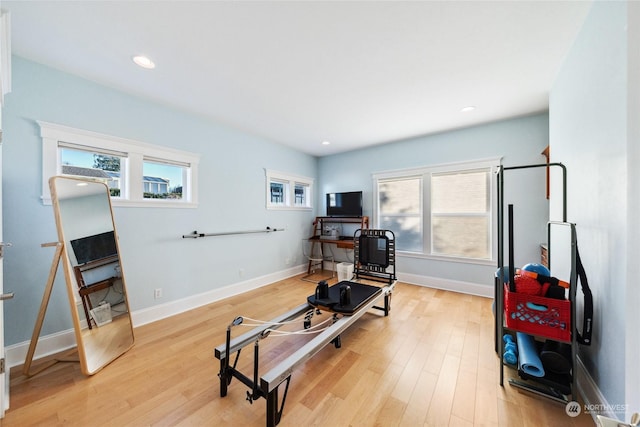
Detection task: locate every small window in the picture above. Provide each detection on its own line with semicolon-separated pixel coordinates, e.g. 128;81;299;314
143;159;186;200
266;170;313;210
270;180;288;205
61;146;125;198
40;121;200;207
294;182;310;207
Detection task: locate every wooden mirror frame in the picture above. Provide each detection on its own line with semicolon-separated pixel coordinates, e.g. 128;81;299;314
49;176;134;375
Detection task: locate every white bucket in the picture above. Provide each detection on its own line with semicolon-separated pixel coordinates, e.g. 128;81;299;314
337;262;354;282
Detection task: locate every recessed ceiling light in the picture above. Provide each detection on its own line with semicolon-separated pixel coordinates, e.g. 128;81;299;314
132;55;155;69
460;105;476;113
322;141;331;145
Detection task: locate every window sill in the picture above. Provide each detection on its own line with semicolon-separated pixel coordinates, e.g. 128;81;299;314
266;205;313;211
397;250;495;266
41;195;197;209
112;199;198;209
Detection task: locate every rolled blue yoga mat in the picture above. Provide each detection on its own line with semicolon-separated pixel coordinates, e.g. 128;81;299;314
516;332;545;378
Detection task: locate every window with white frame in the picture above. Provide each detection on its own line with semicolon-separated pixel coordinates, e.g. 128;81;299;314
373;158;499;262
266;170;313;210
294;182;310;207
143;158;187;199
40;121;200;207
269;179;288;206
60;144;126;198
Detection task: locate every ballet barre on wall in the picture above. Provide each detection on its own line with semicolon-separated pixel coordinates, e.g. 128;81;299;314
182;226;284;239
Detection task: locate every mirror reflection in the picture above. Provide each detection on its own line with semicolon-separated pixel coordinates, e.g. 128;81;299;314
50;176;134;375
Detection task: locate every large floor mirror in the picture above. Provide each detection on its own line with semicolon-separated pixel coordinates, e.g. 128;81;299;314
50;176;134;375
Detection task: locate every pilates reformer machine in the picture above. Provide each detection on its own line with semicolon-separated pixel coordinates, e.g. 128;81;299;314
214;229;396;427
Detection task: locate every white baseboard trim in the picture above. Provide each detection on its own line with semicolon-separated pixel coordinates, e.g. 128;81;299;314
131;264;306;327
576;355;616;422
397;272;494;298
5;328;77;369
6;264;306;369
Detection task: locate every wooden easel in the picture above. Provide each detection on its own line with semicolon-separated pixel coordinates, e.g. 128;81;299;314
22;242;78;377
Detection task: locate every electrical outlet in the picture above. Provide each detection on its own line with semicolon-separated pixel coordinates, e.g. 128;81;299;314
285;257;291;266
154;288;163;299
239;268;245;277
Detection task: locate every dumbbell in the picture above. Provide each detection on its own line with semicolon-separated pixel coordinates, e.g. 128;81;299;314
503;334;518;365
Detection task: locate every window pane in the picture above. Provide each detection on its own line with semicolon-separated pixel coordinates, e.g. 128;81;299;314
432;171;488;213
432;216;490;259
294;183;308;206
375;162;494;260
143;161;184;199
270;181;286;204
379;178;421;214
379;215;422;252
431;169;490;259
61;147;122;197
378;177;422;252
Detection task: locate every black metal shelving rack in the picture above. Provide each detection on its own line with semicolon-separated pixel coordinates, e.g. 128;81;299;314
495;162;578;403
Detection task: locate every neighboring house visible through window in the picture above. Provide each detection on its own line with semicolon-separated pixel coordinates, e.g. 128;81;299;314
61;147;125;198
40;121;199;207
142;158;186;199
266;170;313;210
64;168;170;198
373;158;499;263
104;171;121;195
62;165;112;180
143;176;170;195
62;167;172;198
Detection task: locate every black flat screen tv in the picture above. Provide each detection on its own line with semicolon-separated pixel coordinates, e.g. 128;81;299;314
70;231;118;265
326;191;363;217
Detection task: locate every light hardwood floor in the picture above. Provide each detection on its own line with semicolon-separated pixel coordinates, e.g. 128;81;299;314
6;274;594;426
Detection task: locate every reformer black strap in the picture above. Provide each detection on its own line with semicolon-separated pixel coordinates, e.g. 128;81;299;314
575;247;593;346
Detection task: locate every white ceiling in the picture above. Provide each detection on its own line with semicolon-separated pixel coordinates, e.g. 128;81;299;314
4;1;592;157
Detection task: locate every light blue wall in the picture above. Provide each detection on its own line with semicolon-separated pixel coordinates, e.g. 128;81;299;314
627;1;640;412
550;0;631;414
2;57;551;351
318;114;550;288
2;57;318;346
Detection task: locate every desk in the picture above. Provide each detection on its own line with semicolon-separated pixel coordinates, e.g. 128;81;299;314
308;236;355;249
305;237;354;279
307;216;368;275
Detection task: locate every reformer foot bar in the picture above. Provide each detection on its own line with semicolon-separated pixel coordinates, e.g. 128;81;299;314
214;280;395;427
